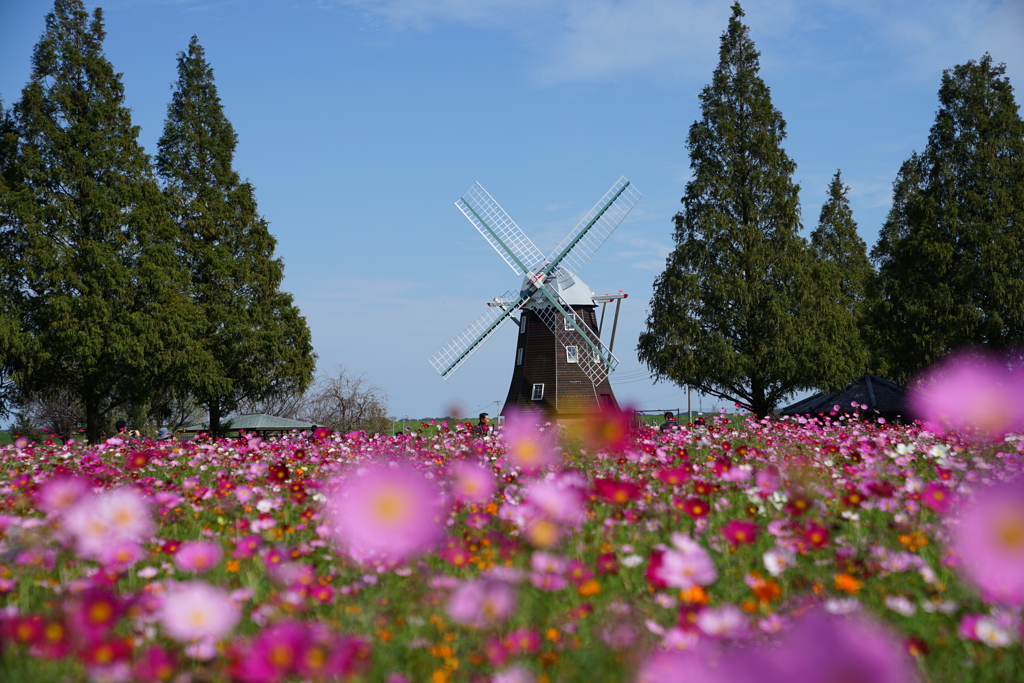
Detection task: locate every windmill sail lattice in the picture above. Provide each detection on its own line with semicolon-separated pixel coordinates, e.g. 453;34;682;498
457;183;545;276
430;177;641;416
429;290;528;379
544;177;642;278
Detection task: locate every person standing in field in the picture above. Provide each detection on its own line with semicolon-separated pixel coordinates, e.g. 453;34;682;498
471;413;491;437
660;411;679;431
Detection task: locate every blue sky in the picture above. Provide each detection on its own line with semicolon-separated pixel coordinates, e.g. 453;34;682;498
2;0;1022;419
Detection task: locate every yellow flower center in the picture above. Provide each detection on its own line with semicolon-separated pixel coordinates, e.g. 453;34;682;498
89;601;113;624
995;511;1024;551
371;488;409;525
270;643;294;668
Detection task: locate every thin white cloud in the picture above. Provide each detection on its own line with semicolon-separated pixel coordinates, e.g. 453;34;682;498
334;0;1022;87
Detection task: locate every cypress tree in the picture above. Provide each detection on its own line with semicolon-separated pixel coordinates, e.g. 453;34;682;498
809;170;873;373
638;3;861;416
0;98;22;418
156;36;315;436
871;55;1024;383
4;0;207;442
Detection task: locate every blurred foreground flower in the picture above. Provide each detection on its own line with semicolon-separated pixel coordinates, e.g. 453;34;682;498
909;351;1024;439
502;411;559;474
174;540;223;573
448;578;517;628
636;609;916;683
762;609;918;683
951;477;1024;606
160;581;240;643
450;460;496;504
326;464;443;565
62;487;153;560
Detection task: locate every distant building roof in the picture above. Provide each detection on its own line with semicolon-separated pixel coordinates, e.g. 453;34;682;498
779;374;907;420
181;413;316;433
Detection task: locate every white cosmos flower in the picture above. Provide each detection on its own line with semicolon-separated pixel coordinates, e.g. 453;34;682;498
763;547;795;577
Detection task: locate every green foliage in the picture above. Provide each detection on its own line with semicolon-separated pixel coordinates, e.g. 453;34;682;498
871;55;1024;384
638;3;862;417
809;170;873;375
0;98;22;418
2;0;207;442
155;36;316;436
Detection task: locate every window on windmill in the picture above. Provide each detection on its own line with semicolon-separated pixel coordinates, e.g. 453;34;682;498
520;317;528;334
563;314;577;331
532;384;544;401
566;346;578;363
517;348;524;365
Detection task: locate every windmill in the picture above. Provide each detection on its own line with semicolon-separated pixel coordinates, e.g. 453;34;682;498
429;177;642;418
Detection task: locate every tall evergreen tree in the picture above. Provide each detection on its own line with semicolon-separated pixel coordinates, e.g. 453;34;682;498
638;3;861;417
156;36;315;436
4;0;207;442
0;98;23;418
810;170;873;373
871;55;1024;383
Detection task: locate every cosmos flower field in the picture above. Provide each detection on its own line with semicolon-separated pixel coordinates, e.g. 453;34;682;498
2;358;1024;682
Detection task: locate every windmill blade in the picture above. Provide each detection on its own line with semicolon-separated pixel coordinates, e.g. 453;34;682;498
533;285;619;386
429;290;529;379
457;182;546;276
544;177;642;277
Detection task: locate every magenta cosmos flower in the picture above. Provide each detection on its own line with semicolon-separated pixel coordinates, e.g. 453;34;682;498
502;410;560;474
160;581;240;643
952;477;1024;606
909;351;1024;439
326;464;444;565
760;609;918;683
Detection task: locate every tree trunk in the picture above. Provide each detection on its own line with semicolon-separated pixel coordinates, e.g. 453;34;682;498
209;399;222;438
85;396;102;444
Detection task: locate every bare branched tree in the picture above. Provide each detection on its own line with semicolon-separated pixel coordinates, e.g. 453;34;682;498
300;366;390;434
16;388;83;440
234;389;309;421
146;387;207;432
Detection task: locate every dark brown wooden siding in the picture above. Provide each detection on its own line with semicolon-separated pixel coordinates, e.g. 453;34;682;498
501;305;619;418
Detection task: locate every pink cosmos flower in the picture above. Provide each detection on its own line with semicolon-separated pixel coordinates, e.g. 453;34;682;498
160;581;240;643
762;547;796;577
99;540;145;569
653;534;717;590
952;477;1024;606
761;609;918;683
524;479;586;525
909;351;1024;439
502;411;560;474
35;476;91;516
492;664;536;683
635;646;733;683
447;579;518;628
326;464;444;565
450;461;496;504
63;487;153;560
529;573;568;591
696;604;749;639
174;541;223;573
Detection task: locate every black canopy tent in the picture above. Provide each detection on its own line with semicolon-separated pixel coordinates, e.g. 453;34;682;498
779;374;907;423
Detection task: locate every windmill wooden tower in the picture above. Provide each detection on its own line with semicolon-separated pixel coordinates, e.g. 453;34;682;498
429;177;642;418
